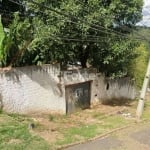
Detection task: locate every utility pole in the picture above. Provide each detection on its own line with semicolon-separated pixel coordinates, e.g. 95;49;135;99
136;59;150;120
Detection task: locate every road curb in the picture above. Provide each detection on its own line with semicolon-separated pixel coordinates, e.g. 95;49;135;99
59;119;150;150
58;125;130;150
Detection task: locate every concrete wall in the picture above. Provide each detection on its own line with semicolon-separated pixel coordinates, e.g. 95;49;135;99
0;65;136;114
62;68;97;84
62;69;136;106
92;75;136;104
0;64;66;114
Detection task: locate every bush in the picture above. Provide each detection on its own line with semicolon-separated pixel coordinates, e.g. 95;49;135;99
128;43;150;89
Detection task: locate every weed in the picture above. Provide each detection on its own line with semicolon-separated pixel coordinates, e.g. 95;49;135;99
48;114;68;123
0;109;3;114
0;113;50;150
56;124;99;146
49;114;55;121
92;112;105;120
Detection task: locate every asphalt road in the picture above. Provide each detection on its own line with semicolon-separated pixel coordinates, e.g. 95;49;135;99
65;123;150;150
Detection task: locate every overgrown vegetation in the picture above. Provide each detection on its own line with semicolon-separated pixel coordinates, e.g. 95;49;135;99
128;43;150;89
0;0;145;78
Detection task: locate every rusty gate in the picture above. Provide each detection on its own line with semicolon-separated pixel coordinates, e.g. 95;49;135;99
65;81;91;114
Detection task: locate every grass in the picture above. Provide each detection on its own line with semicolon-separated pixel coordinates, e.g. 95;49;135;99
91;112;106;119
52;111;133;148
0;111;131;150
142;100;150;120
1;99;150;150
48;114;67;123
0;113;50;150
56;124;99;146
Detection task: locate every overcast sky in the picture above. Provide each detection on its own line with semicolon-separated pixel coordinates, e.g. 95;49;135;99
137;0;150;27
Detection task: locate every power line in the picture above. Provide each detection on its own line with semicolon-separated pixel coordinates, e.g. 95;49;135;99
75;0;139;35
30;0;150;43
37;30;147;43
2;15;146;43
0;9;26;17
3;0;148;67
8;0;134;39
6;0;149;43
7;0;25;7
0;9;115;42
38;28;148;44
75;1;143;33
0;5;122;41
30;0;129;38
75;0;150;42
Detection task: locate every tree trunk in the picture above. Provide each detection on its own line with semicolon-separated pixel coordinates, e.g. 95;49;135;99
79;45;90;68
80;58;87;68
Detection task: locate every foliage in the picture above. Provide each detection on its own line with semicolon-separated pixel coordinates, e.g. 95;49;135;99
0;14;33;67
0;16;5;66
1;0;25;27
128;43;150;89
91;37;139;78
0;0;143;77
0;113;50;150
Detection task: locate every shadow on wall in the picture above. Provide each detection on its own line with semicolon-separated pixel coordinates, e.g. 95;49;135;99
4;69;21;82
101;98;134;106
101;77;135;106
3;65;63;97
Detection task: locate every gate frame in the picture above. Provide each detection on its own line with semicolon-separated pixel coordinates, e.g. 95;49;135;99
65;80;93;114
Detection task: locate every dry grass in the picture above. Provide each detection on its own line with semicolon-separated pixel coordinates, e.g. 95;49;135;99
1;95;150;150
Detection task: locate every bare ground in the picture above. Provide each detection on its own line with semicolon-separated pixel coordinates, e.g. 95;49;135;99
64;93;150;150
29;99;138;145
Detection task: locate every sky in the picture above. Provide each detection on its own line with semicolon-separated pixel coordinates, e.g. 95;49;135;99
137;0;150;27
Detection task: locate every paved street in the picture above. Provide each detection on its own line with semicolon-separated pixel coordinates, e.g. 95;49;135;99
65;123;150;150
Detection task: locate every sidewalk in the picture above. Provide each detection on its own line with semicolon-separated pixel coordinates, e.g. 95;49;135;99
65;122;150;150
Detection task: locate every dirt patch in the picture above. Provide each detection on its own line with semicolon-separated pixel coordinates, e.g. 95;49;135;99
8;139;22;144
28;100;138;145
35;130;63;143
29;117;63;143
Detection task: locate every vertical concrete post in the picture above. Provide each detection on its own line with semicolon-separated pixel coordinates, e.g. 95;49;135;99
136;59;150;120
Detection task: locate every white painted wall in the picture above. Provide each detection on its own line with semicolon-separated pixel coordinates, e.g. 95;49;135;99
0;65;66;114
92;76;136;104
0;65;136;114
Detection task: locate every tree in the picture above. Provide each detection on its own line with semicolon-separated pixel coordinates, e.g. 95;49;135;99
0;0;143;77
0;0;25;27
128;27;150;88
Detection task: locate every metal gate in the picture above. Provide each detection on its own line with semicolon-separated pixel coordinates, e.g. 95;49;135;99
65;81;91;114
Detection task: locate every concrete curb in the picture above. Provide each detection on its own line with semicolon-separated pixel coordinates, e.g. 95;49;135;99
58;125;130;150
59;119;150;150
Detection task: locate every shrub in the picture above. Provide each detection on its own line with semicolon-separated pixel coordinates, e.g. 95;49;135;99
128;43;150;89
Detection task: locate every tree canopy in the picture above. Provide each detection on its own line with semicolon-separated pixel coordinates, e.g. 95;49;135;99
0;0;25;27
0;0;144;77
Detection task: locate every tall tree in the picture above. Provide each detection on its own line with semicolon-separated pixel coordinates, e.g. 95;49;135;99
0;0;25;27
0;0;143;77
